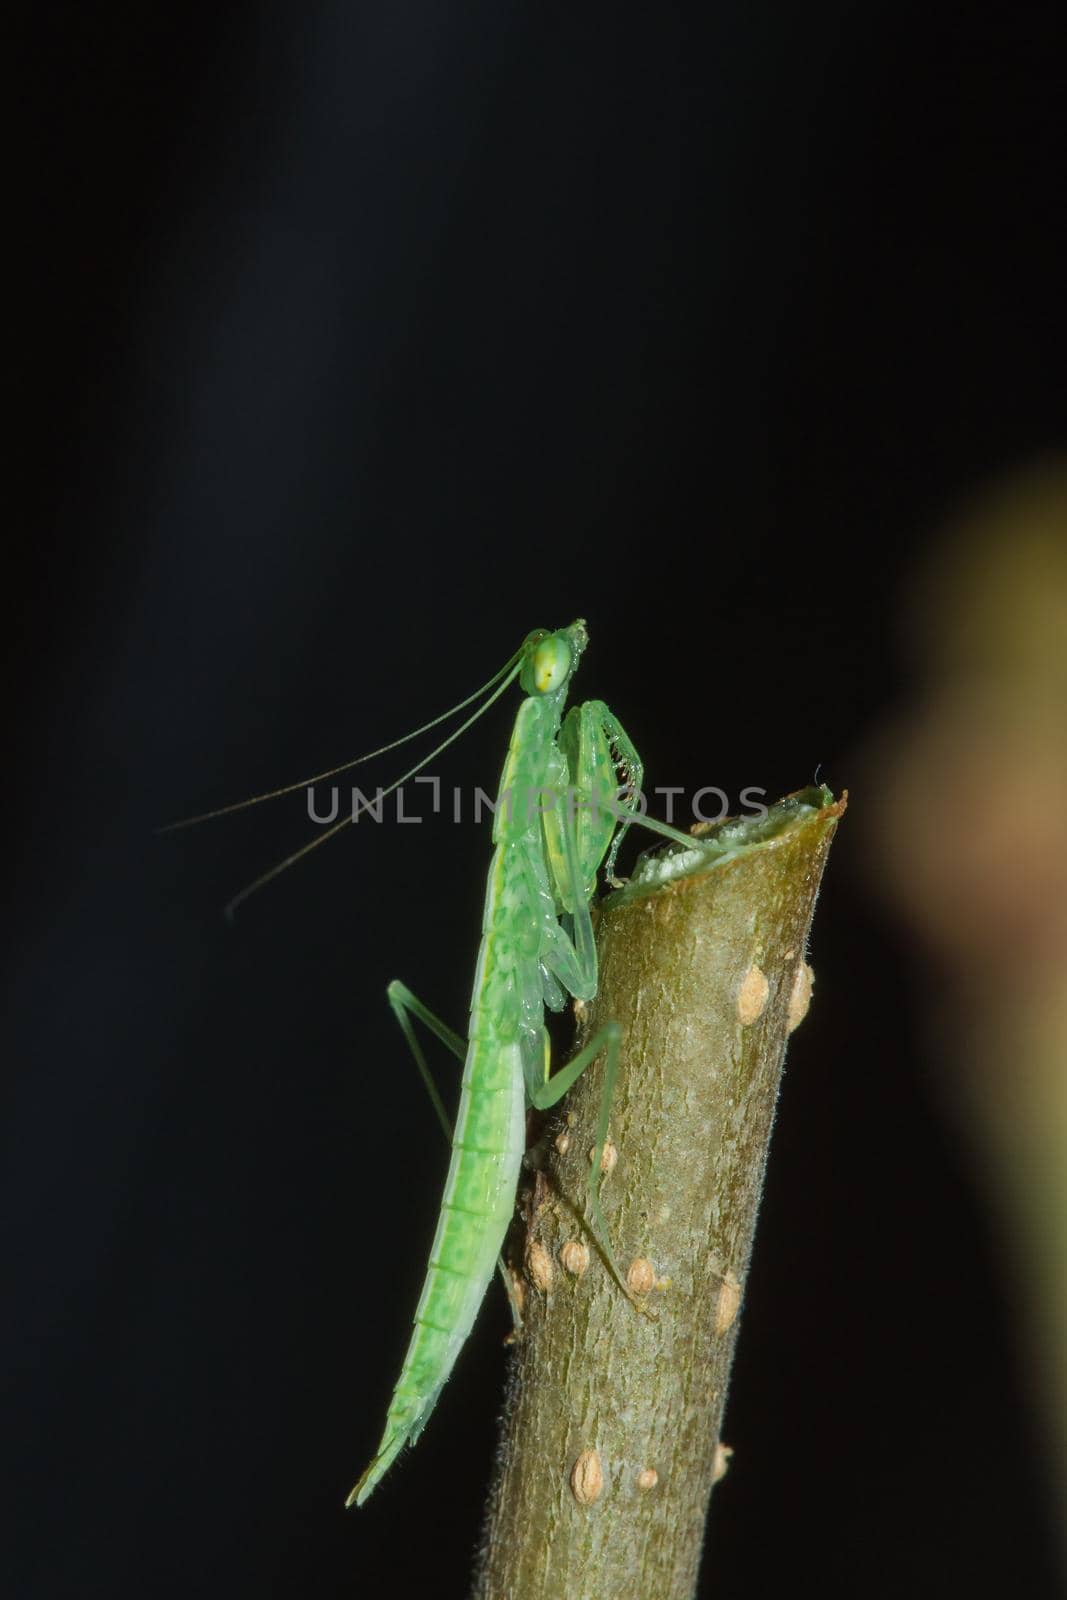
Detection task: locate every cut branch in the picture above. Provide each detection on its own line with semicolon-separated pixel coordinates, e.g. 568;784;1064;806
474;787;845;1600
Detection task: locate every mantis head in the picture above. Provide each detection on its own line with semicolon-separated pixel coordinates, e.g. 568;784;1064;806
519;619;588;698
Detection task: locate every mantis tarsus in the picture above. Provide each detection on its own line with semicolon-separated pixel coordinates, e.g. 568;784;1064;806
169;619;709;1506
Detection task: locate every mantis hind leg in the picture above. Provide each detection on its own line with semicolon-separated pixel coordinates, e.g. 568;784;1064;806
528;1021;653;1317
385;979;523;1334
532;790;652;1313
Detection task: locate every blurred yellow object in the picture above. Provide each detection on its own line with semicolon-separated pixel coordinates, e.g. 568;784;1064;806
910;459;1067;694
871;459;1067;1555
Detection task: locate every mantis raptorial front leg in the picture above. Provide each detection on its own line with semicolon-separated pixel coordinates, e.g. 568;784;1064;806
386;980;525;1334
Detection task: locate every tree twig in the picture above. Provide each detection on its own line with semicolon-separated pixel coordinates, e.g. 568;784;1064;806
474;787;845;1600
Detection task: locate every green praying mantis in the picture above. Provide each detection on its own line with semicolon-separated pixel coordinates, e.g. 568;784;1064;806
169;620;712;1505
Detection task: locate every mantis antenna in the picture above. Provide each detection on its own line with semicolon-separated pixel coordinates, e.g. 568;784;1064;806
183;654;525;918
159;645;524;834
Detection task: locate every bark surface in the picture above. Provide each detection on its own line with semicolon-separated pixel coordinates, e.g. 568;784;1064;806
474;788;844;1600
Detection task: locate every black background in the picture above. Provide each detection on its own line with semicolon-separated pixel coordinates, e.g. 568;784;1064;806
9;5;1065;1596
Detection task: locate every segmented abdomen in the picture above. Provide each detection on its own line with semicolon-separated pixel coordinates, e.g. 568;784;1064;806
358;736;559;1497
354;1039;524;1493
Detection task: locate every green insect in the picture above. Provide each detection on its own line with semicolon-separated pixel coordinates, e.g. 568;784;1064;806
168;619;706;1506
344;620;715;1505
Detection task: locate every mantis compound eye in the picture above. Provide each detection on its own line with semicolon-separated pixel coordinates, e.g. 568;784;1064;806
531;634;572;695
